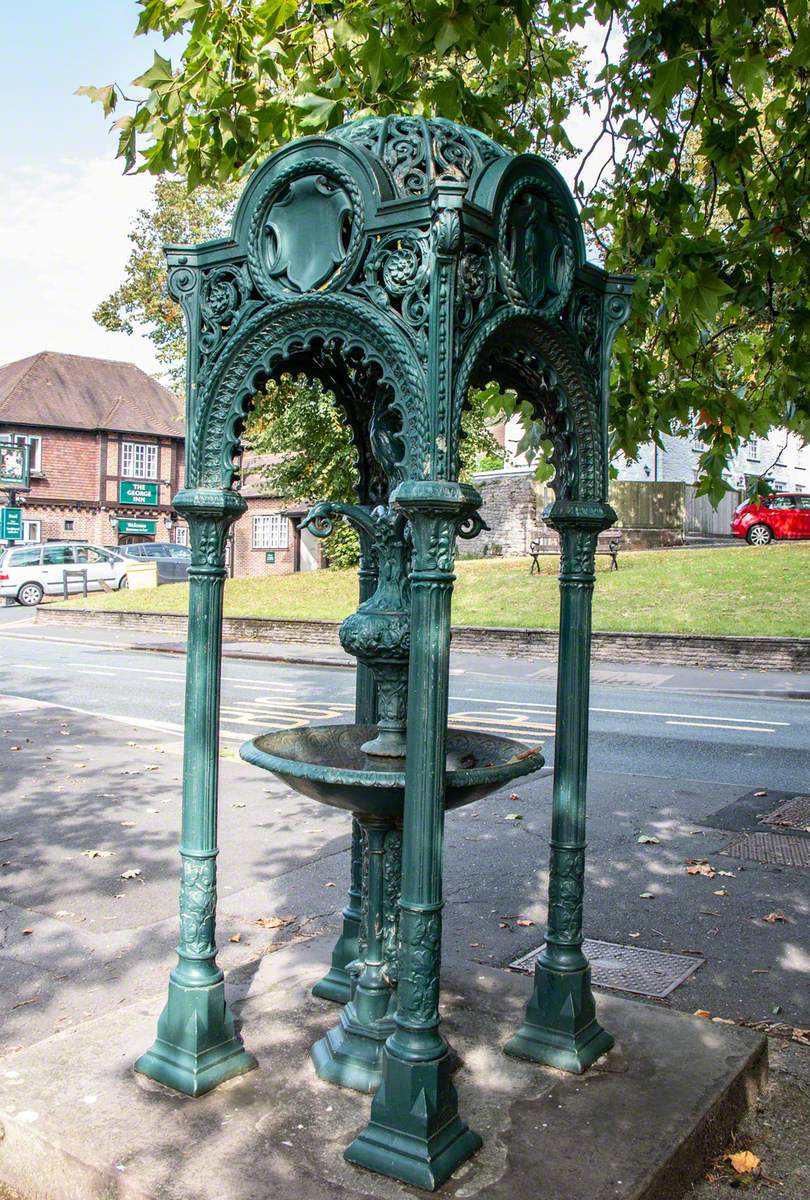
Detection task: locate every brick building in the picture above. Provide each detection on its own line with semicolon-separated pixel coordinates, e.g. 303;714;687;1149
0;351;185;549
0;350;326;576
230;452;324;578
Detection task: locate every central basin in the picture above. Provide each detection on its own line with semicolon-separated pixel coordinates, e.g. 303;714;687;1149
240;723;545;818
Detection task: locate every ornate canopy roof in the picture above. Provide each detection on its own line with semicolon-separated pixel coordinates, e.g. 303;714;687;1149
325;116;510;198
166;114;633;505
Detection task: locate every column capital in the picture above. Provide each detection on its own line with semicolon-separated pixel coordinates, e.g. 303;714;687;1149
391;479;481;517
173;487;247;524
542;498;616;534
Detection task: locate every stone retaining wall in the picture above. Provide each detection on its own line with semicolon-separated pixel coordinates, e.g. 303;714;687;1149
36;606;810;671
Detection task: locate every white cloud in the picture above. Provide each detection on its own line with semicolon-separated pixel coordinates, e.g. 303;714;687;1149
0;158;160;375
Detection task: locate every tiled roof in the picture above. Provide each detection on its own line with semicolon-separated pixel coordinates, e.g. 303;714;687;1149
0;351;184;439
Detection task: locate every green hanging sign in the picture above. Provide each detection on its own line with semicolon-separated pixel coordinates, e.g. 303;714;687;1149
0;441;30;489
119;480;159;505
0;507;23;540
117;518;156;536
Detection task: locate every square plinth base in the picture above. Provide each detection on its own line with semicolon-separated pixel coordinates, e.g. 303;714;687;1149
0;937;766;1200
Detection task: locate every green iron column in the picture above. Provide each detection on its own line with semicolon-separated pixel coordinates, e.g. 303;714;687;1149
345;480;482;1191
135;487;258;1096
505;498;616;1074
312;527;377;1004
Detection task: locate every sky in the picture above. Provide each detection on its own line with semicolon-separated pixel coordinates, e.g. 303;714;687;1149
0;3;176;376
0;5;614;384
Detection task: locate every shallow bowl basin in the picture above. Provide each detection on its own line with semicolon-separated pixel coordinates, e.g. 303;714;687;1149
239;723;545;819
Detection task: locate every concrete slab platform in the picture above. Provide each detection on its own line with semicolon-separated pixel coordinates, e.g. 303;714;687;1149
0;937;766;1200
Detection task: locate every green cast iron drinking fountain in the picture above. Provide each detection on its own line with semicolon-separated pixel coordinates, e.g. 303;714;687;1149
133;113;633;1191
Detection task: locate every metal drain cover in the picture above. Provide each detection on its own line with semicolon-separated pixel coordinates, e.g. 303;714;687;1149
761;795;810;832
720;832;810;869
510;939;704;999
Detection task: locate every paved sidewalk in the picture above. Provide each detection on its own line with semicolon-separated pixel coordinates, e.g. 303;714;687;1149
0;694;808;1197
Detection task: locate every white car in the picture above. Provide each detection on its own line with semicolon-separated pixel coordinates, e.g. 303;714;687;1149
0;542;130;606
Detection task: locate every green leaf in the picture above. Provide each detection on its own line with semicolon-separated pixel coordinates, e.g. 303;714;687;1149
291;93;338;129
131;51;174;92
75;84;117;116
649;58;691;113
435;20;462;56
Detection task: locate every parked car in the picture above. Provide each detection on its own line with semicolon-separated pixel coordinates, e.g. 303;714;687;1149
731;493;810;544
112;541;192;583
0;542;129;606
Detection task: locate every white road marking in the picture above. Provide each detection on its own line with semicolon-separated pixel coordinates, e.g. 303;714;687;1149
229;686;300;696
666;720;776;734
450;695;789;727
0;691;185;736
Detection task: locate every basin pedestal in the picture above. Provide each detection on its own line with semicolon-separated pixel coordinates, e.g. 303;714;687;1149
311;816;398;1092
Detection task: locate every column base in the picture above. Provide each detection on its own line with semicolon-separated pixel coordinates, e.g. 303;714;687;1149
344;1047;482;1191
504;961;613;1074
311;914;360;1005
134;976;257;1097
311;996;395;1094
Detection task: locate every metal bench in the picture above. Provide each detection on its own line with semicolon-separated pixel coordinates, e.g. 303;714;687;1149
529;529;623;574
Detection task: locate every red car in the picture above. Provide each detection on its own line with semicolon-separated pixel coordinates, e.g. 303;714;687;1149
731;493;810;544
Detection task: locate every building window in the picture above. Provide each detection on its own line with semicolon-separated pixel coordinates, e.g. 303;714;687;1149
1;433;42;473
64;518;75;532
22;519;40;542
252;513;289;550
744;435;760;463
121;441;158;480
174;525;189;547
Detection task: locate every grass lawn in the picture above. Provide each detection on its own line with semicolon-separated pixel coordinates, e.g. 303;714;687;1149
52;542;809;637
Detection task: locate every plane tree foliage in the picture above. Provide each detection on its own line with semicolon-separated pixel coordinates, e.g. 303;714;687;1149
83;0;810;500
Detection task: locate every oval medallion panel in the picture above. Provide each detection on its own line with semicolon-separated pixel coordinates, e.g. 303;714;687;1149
497;178;578;317
248;159;364;299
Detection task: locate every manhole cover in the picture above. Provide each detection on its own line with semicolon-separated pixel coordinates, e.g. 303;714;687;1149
761;795;810;832
720;832;810;869
510;939;704;999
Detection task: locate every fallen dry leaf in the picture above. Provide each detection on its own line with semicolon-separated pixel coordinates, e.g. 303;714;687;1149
763;911;787;924
255;916;295;930
727;1150;760;1175
753;790;768;798
694;1009;711;1019
516;919;534;927
21;928;33;936
229;933;242;943
120;869;141;880
639;892;655;899
638;835;661;844
82;850;113;859
713;888;729;897
504;813;523;821
687;863;716;878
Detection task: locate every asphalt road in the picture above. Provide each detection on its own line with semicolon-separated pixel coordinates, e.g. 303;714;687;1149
1;605;809;1032
0;606;807;793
